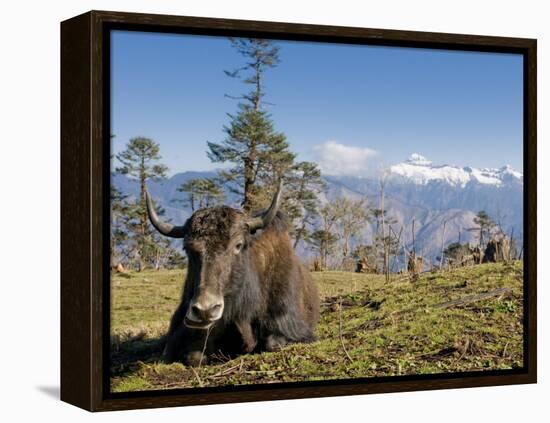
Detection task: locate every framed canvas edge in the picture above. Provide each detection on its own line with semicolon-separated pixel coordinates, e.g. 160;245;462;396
60;10;537;412
61;11;93;411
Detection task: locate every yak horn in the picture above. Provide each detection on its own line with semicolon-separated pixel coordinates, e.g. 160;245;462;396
246;180;283;233
145;189;187;238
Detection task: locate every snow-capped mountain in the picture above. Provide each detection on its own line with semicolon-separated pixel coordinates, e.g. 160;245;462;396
323;154;523;262
389;153;523;188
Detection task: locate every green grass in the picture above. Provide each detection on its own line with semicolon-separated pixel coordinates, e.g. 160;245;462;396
110;261;524;392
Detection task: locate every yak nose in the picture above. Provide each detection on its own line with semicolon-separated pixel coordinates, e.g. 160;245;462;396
191;302;223;321
186;295;224;327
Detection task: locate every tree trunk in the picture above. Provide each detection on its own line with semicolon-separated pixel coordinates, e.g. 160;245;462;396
138;155;146;272
254;62;261;111
439;220;447;270
242;60;263;211
243;156;255;212
155;247;161;271
412;218;416;255
343;236;349;258
293;221;306;249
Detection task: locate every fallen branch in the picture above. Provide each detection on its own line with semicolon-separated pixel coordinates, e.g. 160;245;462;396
432;288;511;310
243;370;278;376
210;362;243;378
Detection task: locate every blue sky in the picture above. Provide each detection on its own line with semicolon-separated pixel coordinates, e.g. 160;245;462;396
111;30;524;177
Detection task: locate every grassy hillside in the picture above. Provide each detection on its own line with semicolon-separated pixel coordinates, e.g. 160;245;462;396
110;262;524;393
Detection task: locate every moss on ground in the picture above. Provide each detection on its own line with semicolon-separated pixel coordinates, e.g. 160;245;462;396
110;261;524;392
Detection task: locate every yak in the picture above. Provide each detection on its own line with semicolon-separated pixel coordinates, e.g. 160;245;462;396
146;182;320;366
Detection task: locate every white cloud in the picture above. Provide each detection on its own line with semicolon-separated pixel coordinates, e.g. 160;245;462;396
313;141;379;177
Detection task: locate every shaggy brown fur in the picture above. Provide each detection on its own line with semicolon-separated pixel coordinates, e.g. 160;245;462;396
162;208;320;366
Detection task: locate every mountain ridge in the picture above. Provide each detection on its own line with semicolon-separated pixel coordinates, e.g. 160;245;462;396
112;155;523;265
389;153;523;188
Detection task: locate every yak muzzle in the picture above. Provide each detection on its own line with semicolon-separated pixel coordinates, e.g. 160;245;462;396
184;296;224;330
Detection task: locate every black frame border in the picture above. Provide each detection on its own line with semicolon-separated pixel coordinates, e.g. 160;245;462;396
60;10;537;411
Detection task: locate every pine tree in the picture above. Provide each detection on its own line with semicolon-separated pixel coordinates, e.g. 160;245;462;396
110;185;131;268
177;177;225;212
116;137;168;271
207;38;294;212
309;230;339;270
109;141;131;269
284;161;325;248
470;210;496;248
443;242;469;265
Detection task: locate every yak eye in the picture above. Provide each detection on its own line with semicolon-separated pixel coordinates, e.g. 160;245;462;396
234;242;243;254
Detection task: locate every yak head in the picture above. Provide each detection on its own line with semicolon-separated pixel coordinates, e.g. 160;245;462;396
146;182;282;330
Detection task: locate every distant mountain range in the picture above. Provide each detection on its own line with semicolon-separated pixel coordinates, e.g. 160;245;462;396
390;153;523;187
112;154;523;265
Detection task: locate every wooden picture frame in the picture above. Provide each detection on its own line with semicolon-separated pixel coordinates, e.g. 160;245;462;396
61;10;537;411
